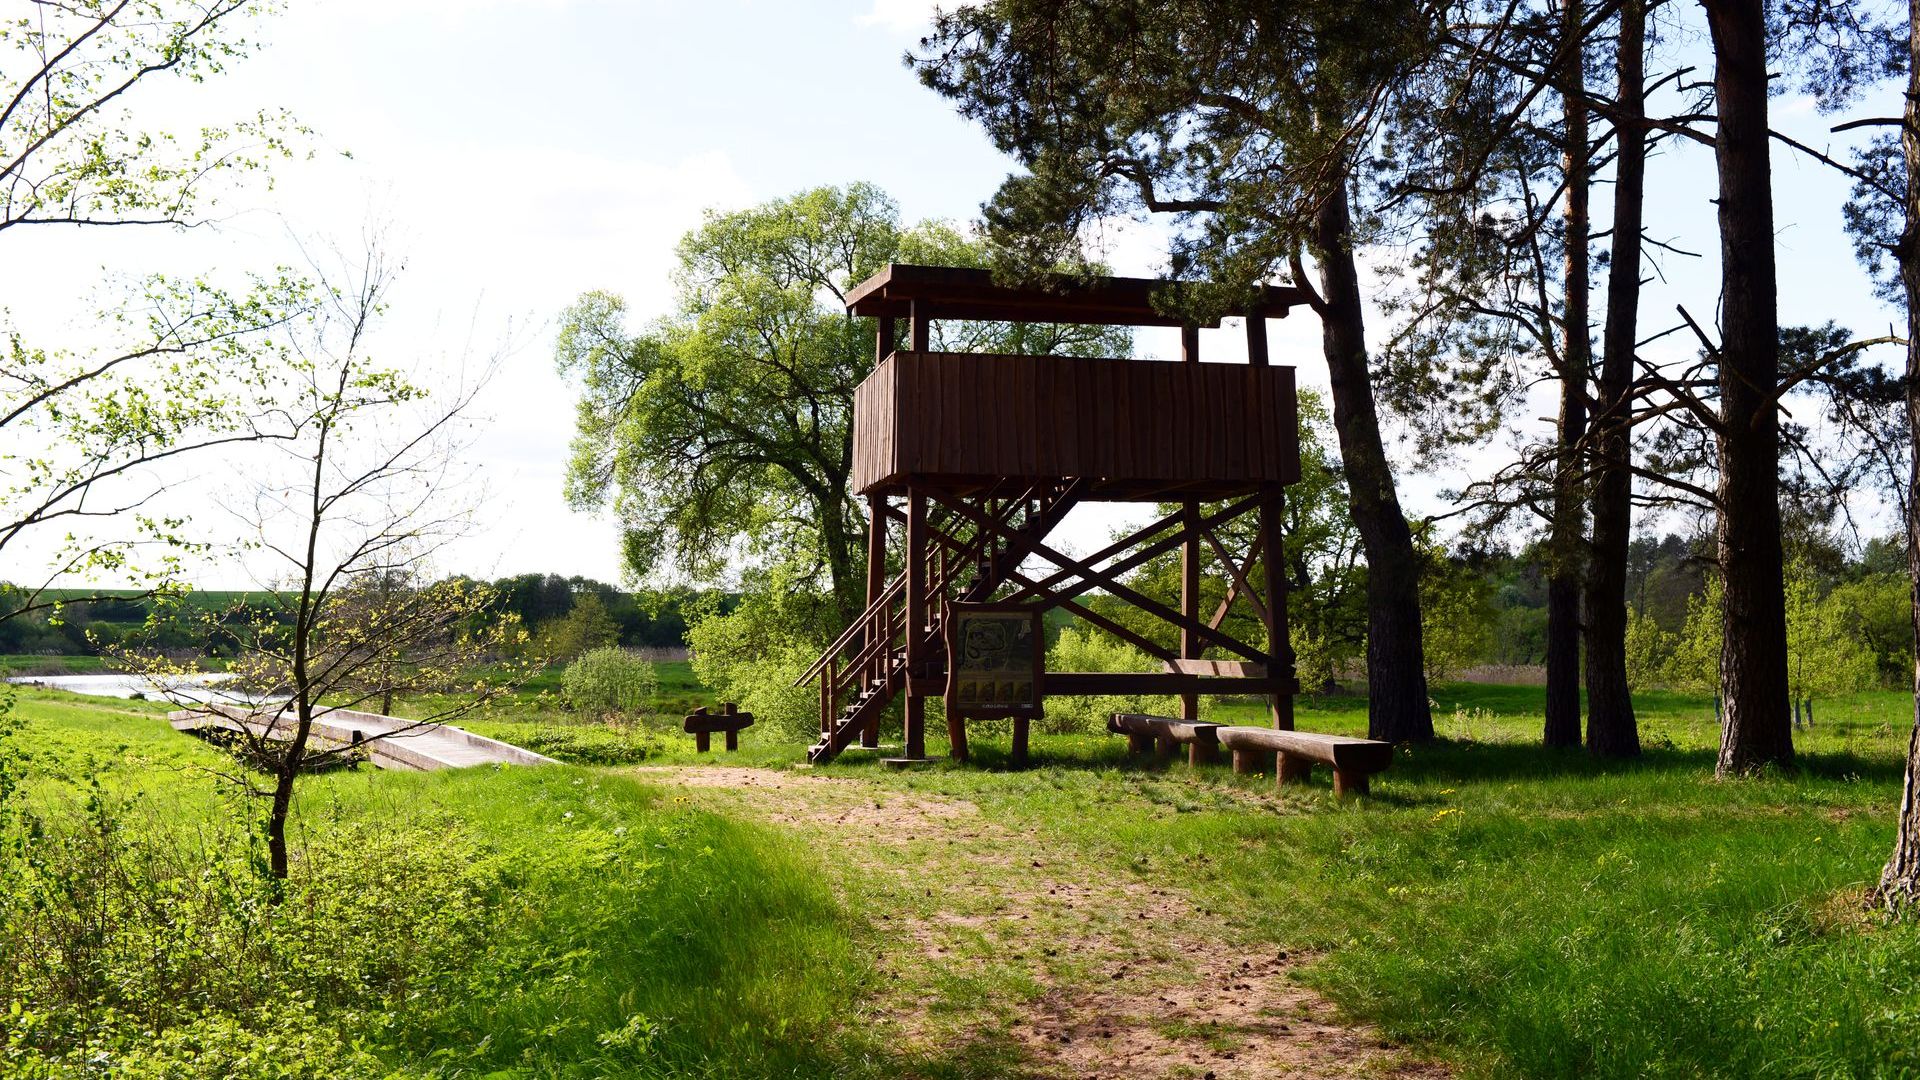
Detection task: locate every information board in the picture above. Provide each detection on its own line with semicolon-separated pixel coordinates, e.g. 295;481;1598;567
942;603;1044;718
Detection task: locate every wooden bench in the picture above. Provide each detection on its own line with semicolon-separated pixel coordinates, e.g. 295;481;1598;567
1213;726;1391;797
1108;713;1222;766
684;703;754;752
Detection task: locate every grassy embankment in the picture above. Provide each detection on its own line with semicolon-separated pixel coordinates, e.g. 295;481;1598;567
0;686;882;1078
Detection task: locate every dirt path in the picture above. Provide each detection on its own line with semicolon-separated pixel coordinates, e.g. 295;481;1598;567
641;765;1445;1080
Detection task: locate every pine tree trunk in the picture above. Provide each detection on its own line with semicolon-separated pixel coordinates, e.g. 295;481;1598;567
1871;0;1920;910
1704;0;1793;776
1585;0;1645;758
1546;0;1591;749
1313;182;1434;743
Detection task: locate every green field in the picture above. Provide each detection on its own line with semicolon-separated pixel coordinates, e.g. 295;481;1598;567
4;679;1919;1077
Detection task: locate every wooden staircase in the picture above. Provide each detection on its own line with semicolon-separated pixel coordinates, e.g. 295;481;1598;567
798;481;1083;764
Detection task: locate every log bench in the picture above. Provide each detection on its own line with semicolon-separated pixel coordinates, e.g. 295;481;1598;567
1108;713;1222;766
1213;726;1391;797
684;703;754;752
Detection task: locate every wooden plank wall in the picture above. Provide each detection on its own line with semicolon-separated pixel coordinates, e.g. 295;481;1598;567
852;352;1301;493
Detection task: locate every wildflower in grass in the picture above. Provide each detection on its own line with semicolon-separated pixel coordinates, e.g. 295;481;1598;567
1431;808;1462;823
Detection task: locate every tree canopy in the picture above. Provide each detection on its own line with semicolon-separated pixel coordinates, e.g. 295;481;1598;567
555;182;1127;622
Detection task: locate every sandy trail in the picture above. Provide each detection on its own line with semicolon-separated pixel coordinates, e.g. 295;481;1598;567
640;765;1445;1080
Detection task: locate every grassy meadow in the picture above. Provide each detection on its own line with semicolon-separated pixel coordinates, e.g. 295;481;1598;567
5;673;1920;1076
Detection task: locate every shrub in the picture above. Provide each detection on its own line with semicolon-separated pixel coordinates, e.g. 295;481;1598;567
685;589;832;742
1042;627;1173;735
561;647;658;722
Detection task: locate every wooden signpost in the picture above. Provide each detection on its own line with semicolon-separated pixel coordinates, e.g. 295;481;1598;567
942;602;1044;765
684;702;754;752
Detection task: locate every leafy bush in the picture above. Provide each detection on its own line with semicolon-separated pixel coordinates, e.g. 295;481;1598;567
685;587;832;742
561;646;658;721
1043;627;1174;734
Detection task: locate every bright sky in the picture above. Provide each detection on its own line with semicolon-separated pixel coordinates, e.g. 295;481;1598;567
4;0;1907;590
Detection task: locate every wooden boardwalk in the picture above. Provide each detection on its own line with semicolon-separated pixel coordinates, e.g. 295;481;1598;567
169;703;556;771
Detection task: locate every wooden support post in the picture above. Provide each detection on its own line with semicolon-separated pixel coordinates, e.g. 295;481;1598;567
1154;736;1177;763
1011;717;1030;768
1180;501;1201;724
1127;732;1154;756
910;299;931;353
723;702;741;752
862;494;887;749
904;489;928;760
1188;738;1219;767
949;708;969;761
695;730;712;753
1181;323;1200;363
1231;747;1268;775
819;664;832;735
1246;305;1269;368
1276;751;1312;786
876;315;895;364
1332;769;1369;799
1260;489;1294;731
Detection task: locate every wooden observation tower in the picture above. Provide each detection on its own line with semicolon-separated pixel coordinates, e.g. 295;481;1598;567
799;264;1308;765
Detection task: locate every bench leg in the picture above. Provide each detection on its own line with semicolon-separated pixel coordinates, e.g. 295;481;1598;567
1188;739;1219;767
1276;752;1313;787
1333;769;1369;799
1154;736;1178;763
695;731;711;753
1011;717;1030;768
724;729;740;752
1231;747;1268;775
1127;732;1153;757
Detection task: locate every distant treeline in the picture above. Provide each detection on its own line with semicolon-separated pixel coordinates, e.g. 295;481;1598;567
0;574;719;658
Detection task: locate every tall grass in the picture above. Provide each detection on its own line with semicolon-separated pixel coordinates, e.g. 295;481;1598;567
0;688;877;1078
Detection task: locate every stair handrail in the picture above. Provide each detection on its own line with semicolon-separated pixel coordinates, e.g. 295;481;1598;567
794;575;907;687
797;479;1085;692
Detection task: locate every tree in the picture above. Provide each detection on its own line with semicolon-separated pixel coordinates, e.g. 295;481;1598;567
556;183;1125;625
914;0;1443;741
127;247;524;882
1584;0;1650;758
1;0;309;632
1844;0;1920;910
536;589;621;662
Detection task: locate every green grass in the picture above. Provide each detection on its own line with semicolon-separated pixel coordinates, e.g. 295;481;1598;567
0;686;884;1078
0;654;113;676
788;683;1920;1077
11;677;1920;1076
